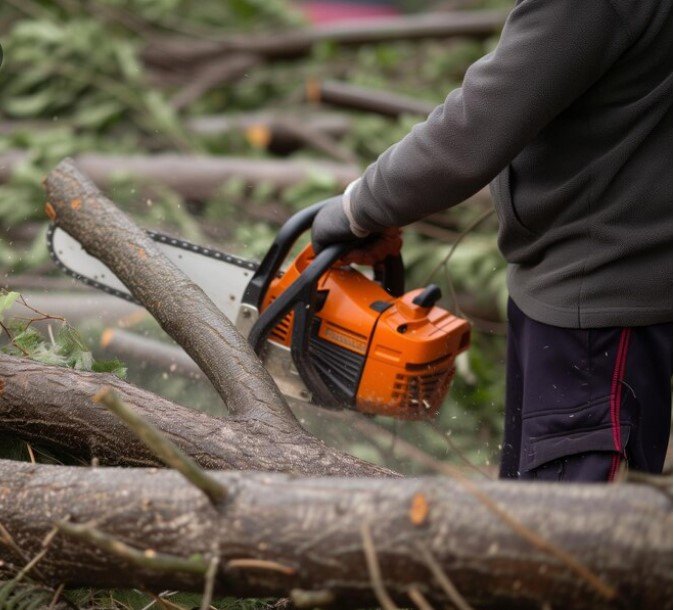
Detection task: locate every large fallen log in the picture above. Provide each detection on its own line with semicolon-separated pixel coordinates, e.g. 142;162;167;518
142;11;507;67
0;459;670;609
0;152;359;200
186;111;352;141
0;353;392;477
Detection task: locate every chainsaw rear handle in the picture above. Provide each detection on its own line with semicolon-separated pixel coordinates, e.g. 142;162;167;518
241;196;404;311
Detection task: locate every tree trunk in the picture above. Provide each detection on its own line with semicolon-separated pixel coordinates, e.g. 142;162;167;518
0;159;668;610
44;158;301;431
0;459;670;609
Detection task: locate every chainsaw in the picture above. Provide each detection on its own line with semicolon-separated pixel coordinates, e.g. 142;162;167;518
47;198;470;420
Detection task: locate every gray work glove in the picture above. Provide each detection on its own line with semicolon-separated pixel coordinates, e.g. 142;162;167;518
311;180;370;254
311;180;403;265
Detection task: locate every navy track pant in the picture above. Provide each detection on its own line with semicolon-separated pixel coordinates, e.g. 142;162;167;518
500;299;672;482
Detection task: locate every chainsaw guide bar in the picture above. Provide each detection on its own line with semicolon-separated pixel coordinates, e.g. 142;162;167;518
47;224;257;322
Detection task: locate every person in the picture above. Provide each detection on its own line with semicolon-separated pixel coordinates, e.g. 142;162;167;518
311;0;673;482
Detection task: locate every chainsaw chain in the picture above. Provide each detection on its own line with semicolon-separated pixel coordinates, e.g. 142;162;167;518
47;224;259;306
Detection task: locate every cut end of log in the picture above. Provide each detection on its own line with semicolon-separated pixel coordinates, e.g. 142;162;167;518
100;328;116;348
44;202;57;221
305;78;321;104
245;124;272;149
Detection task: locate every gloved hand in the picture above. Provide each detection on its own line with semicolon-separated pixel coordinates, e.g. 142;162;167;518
311;181;402;265
311;195;362;254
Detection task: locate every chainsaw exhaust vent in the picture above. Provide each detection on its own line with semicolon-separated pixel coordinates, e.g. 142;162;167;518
392;366;455;415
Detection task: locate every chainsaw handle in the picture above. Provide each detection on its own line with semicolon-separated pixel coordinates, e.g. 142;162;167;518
241;197;405;310
241;198;329;309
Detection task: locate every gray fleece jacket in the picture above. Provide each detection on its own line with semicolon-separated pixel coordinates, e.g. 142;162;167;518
348;0;672;328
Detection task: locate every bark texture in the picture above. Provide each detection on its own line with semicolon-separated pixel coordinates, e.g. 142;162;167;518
0;352;393;477
0;460;670;609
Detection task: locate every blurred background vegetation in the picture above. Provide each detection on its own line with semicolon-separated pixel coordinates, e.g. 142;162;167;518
0;1;512;606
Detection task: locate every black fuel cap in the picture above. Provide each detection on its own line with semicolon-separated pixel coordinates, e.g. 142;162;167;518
412;284;442;308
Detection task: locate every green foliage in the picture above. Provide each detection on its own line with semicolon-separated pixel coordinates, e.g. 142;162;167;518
0;579;58;610
0;291;126;377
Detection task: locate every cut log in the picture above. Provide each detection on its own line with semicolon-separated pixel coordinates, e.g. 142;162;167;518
0;459;670;609
0;151;359;200
307;80;436;117
186;111;352;141
142;11;507;67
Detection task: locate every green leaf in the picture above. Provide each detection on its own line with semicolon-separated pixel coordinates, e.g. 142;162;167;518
92;358;127;379
0;291;19;318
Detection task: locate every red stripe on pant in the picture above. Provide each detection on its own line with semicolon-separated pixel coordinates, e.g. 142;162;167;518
608;328;631;481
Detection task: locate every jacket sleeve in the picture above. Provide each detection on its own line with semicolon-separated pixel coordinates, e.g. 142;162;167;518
349;0;632;233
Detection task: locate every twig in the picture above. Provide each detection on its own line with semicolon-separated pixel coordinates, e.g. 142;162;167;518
226;558;296;575
57;521;209;574
0;320;29;356
199;555;220;610
407;585;435;610
424;421;492;478
14;547;49;582
47;583;65;610
18;295;67;330
93;387;227;505
25;443;36;464
423;209;495;285
417;544;474;610
360;522;400;610
0;522;32;568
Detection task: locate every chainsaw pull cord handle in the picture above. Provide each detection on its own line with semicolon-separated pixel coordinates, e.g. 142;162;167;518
248;242;351;407
241;197;405;310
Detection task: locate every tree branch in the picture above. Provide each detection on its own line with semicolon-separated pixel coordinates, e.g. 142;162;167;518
0;353;394;477
43;158;297;431
93;386;228;505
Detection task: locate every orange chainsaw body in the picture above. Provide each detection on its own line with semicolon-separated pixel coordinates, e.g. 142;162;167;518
261;245;471;419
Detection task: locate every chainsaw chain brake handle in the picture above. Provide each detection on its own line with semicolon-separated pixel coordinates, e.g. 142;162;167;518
244;197;405;408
